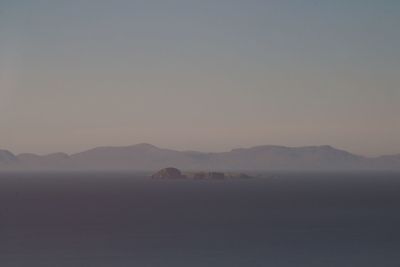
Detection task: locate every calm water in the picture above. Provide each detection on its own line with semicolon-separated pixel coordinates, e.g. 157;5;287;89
1;172;400;267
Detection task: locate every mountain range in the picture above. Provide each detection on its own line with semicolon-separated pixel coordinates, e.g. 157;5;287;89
1;143;400;171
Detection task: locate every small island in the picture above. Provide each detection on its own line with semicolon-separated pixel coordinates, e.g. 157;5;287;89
151;167;187;179
151;167;253;180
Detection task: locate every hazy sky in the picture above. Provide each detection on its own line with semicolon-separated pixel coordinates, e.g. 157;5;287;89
0;0;399;156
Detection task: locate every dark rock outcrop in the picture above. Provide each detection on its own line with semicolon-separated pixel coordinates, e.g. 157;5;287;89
192;172;207;180
151;167;186;179
206;172;225;180
226;173;253;179
186;171;226;180
186;171;252;180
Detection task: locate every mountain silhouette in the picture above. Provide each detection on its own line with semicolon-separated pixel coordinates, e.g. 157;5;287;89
1;144;399;171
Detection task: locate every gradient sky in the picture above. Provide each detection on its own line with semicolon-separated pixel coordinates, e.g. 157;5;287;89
0;0;399;156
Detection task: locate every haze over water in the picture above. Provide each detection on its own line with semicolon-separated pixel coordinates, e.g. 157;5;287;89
1;172;400;267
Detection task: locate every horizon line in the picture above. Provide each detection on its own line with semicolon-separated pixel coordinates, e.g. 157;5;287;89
2;142;399;159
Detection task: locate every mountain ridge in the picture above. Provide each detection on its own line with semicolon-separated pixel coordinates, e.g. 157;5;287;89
1;144;399;171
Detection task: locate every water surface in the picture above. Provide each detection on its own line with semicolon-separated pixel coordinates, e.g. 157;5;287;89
1;172;400;266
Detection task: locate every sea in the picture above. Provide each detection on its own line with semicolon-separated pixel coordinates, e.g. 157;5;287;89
1;171;400;267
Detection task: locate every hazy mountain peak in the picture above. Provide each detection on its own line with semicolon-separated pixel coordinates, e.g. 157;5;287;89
1;144;400;171
45;152;70;158
0;150;18;163
232;145;340;153
129;143;160;150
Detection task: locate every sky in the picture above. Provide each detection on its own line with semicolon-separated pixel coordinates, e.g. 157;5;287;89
0;0;399;156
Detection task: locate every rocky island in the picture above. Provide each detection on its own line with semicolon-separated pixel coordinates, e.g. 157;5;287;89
151;167;187;179
151;167;253;180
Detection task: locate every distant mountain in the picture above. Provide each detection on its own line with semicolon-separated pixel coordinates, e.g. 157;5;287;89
17;152;69;168
205;145;367;170
0;150;18;165
373;154;400;169
1;143;400;171
67;143;199;170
